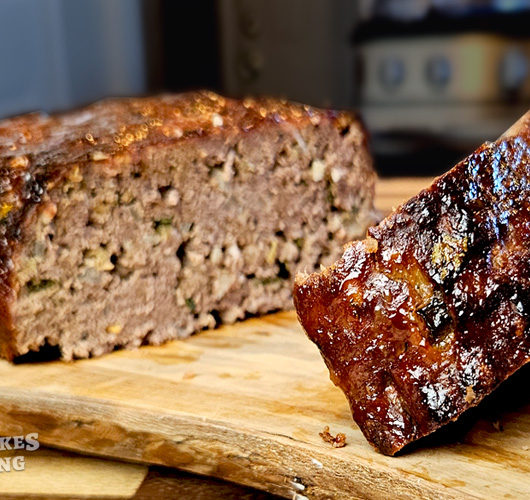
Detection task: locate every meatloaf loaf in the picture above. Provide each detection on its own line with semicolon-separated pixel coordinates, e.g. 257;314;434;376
294;111;530;455
0;91;376;361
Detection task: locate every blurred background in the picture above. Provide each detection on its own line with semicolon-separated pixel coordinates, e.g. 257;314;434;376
1;0;529;175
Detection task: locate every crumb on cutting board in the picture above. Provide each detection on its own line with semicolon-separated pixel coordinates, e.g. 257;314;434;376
319;426;347;448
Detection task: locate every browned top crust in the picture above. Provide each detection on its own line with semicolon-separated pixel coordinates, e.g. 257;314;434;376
0;91;361;359
0;91;353;211
0;91;353;167
295;111;530;455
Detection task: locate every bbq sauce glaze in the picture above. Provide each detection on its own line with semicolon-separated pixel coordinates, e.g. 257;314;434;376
295;126;530;455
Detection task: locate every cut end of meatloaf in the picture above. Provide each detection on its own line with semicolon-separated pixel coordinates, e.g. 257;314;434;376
294;111;530;456
0;91;376;361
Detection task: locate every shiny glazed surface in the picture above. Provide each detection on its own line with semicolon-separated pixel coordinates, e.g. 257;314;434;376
294;113;530;455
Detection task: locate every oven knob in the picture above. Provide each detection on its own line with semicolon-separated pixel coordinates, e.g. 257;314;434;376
500;48;528;93
426;55;451;88
378;56;405;90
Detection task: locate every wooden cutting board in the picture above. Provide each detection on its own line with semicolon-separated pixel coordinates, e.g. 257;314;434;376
0;314;528;499
0;178;528;500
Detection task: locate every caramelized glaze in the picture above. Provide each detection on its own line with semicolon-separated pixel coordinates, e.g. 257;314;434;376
294;112;530;455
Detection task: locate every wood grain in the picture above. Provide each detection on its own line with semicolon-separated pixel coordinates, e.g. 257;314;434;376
375;176;434;214
0;177;527;500
0;311;528;499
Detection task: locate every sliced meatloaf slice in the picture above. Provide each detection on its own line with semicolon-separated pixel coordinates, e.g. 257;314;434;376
0;91;376;361
294;111;530;455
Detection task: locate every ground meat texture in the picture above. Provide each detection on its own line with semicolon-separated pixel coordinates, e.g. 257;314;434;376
0;92;376;361
294;111;530;456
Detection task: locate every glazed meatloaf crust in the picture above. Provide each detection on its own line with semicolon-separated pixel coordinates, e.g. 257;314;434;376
294;111;530;455
0;91;376;361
